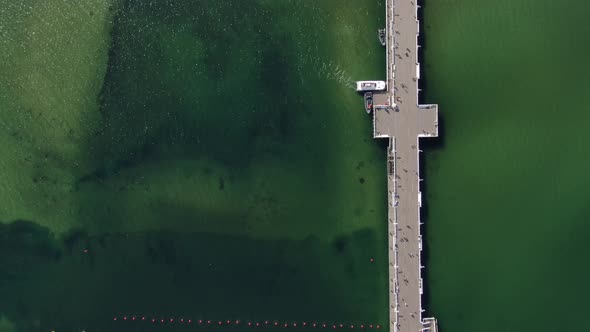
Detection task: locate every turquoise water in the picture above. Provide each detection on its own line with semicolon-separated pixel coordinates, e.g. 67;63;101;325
0;0;390;331
422;1;590;331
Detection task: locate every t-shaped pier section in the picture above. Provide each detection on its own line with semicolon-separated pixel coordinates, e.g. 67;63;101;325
366;0;439;331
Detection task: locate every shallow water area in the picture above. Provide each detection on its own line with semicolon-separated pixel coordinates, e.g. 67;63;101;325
0;0;389;331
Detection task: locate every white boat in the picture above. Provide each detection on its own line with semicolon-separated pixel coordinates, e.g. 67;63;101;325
356;80;386;92
378;28;386;46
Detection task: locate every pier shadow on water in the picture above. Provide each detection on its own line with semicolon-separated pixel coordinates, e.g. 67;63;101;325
416;0;444;322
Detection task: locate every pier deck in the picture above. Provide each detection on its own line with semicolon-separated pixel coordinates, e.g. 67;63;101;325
373;0;439;331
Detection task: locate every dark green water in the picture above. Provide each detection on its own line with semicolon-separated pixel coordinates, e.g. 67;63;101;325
422;0;590;331
3;0;588;332
0;0;389;331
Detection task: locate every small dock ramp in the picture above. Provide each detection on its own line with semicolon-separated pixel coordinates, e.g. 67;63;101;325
422;317;438;332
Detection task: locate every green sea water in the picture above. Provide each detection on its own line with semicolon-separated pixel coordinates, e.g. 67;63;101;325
3;0;588;332
0;0;390;331
422;0;590;331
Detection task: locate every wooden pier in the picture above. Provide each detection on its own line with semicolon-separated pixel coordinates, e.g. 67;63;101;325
370;0;439;331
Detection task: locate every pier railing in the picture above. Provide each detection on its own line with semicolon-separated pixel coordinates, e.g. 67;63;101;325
388;139;400;332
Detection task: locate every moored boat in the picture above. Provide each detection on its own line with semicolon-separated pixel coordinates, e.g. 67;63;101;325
364;92;373;114
356;80;386;91
378;28;386;46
